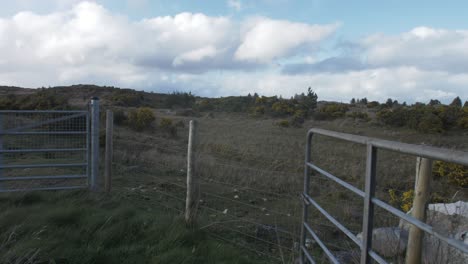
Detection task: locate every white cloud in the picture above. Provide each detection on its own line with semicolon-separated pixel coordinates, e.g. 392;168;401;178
0;2;466;104
363;26;468;73
235;18;338;62
217;67;466;103
227;0;242;11
173;46;219;66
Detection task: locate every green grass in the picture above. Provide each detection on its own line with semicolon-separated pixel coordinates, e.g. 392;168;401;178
0;190;270;264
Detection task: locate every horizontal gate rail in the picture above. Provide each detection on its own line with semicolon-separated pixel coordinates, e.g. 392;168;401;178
0;185;87;193
0;148;86;153
3;112;86;133
310;128;468;166
300;128;468;264
0;131;87;135
306;162;365;197
0;175;87;181
0;110;87;113
0;163;87;169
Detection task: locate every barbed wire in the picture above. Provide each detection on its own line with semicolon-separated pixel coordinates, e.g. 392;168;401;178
198;178;297;198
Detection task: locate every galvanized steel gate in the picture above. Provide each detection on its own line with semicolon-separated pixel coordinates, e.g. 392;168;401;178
0;99;100;192
300;128;468;264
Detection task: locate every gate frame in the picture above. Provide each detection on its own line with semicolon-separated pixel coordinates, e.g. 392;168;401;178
300;128;468;264
0;98;100;192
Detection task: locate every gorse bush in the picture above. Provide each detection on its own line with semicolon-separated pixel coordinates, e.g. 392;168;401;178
376;99;468;133
276;120;290;128
128;107;155;131
160;117;177;137
314;103;348;120
388;189;414;212
433;161;468;188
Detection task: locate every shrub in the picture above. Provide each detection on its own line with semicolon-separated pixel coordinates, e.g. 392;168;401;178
417;113;444;133
160;117;173;128
290;110;306;127
128;107;155;131
276;120;290;127
347;111;370;121
315;103;348;120
160;117;177;137
457;106;468;129
376;108;407;127
271;101;295;116
111;90;143;107
367;101;380;108
433;161;468;187
388;189;414;212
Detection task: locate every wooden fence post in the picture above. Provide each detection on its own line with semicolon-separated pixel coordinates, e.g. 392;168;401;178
104;110;113;193
185;120;198;226
405;157;432;264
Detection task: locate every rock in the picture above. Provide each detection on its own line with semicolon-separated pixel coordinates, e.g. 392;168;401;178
428;201;468;218
356;227;408;257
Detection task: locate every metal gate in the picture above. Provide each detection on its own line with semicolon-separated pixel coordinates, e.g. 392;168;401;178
0;99;100;192
300;128;468;264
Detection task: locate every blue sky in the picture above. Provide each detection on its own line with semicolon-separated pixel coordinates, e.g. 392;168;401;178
0;0;467;103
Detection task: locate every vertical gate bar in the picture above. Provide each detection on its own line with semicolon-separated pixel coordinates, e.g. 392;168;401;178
0;114;3;190
300;131;314;264
90;98;100;191
104;110;113;193
360;144;378;264
86;109;90;187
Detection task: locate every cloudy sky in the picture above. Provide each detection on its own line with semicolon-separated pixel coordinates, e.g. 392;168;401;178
0;0;467;103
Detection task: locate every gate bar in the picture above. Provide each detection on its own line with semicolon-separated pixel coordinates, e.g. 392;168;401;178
0;131;86;135
0;148;86;153
0;175;87;181
310;128;468;166
0;185;87;193
4;112;86;133
0;163;87;169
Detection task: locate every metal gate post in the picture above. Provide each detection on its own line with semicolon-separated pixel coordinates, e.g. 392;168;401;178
90;98;100;191
360;144;377;263
0;114;3;190
300;131;314;264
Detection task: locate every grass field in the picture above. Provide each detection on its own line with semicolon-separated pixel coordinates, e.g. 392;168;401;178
0;171;270;264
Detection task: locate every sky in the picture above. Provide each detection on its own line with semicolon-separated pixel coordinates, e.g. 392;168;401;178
0;0;467;103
